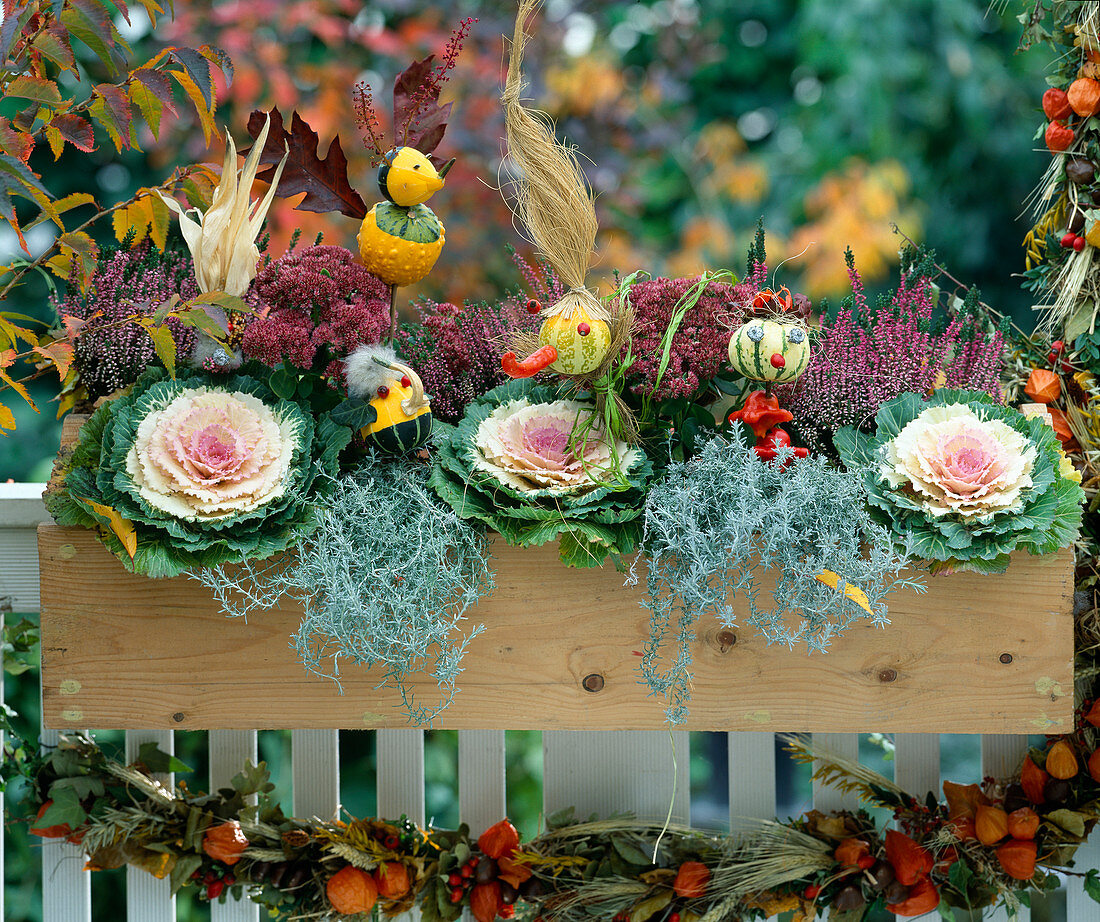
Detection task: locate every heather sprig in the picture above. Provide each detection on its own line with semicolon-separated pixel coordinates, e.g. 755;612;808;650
782;248;1006;456
55;239;199;398
397;251;553;422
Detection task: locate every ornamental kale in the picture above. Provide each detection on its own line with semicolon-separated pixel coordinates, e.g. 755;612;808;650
834;389;1084;574
44;369;350;577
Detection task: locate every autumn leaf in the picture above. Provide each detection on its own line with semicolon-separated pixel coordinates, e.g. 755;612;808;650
78;498;137;560
89;83;133;151
33;341;75;382
0;401;15;432
129;68;177;138
49;113;96;153
0;118;33;162
245;107;368;219
33;23;78;75
61;0;126;77
392;55;453;159
171;70;216;145
169;47;214;109
6;75;64;108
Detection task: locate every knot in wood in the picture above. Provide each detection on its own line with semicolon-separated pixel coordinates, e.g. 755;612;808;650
716;630;737;653
582;673;605;693
877;668;897;683
999;652;1014;664
172;712;186;723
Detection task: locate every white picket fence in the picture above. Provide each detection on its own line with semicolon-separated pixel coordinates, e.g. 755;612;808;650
2;483;1099;922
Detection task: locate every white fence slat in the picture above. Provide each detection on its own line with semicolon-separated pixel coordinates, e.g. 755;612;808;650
458;729;505;837
982;736;1031;922
376;729;426;823
210;730;259;922
39;725;91;922
542;731;690;822
894;733;940;798
728;732;776;836
291;729;340;821
1068;832;1100;921
1;610;4;922
125;730;175;922
0;483;49;612
811;733;859;813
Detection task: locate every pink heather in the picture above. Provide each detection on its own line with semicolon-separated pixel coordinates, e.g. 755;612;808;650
397;251;548;422
780;257;1005;453
241;245;389;373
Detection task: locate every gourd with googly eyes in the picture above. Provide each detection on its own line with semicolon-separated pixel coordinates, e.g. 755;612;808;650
727;317;811;383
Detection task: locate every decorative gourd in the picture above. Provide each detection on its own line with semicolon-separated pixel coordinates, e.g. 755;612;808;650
537;302;612;375
377;146;452;207
357;201;445;286
728;317;810;383
361;360;434;454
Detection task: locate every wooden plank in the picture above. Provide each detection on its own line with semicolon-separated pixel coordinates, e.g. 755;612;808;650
38;524;1074;732
894;733;940;799
291;729;340;821
812;734;860;813
40;724;91;922
543;731;690;822
0;482;49;612
728;732;775;836
126;730;175;922
377;730;425;824
458;730;506;836
982;736;1031;922
210;731;259;922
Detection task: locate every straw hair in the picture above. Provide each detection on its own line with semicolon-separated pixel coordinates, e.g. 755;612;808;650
503;0;608;322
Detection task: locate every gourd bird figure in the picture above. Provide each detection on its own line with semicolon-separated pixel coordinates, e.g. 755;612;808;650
357;146;454;340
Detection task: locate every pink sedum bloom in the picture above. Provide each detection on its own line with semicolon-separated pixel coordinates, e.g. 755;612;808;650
126;388;299;520
474;398;638;495
882;404;1035;518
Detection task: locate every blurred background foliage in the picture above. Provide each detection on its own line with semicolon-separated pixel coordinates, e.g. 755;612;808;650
0;2;1062;920
2;0;1049;482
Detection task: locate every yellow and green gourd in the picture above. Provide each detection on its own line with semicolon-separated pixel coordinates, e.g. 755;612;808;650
357;201;445;287
537;302;612;376
728;317;811;383
361;360;434;454
377;146;451;207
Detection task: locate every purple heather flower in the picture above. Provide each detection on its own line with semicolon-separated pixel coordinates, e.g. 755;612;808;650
55;241;198;398
241;245;389;371
781;254;1005;453
396;252;553;422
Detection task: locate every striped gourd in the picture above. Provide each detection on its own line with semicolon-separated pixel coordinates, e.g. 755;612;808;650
360;363;434;454
727;318;810;383
357;202;445;286
538;305;612;375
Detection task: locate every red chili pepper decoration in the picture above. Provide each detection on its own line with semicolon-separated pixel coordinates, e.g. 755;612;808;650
501;346;558;379
751;286;794;312
728;390;809;465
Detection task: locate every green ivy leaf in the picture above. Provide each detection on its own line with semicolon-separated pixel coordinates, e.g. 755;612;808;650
1084;868;1100;904
330;397;376;430
136;742;192;776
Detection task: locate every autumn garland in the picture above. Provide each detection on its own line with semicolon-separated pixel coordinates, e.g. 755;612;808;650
19;712;1100;922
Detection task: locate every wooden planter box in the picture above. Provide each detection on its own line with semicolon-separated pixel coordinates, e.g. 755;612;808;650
39;522;1074;733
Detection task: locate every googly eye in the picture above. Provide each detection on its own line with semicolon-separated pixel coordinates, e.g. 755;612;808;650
746;324;765;342
786;327;805;344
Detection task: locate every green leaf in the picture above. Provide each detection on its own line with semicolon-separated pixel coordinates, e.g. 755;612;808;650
1047;808;1088;838
948;858;973;891
231;761;273;797
1084;869;1100;904
136;741;191;775
169;853;202;894
937;903;958;921
269;366;297;399
145;323;177;377
60;3;121;76
35;785;86;831
609;834;653;867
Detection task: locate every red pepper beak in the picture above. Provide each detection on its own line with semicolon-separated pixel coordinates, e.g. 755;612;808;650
769;353;786;368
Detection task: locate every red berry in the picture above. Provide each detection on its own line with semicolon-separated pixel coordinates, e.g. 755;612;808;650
669;914;681;922
804;884;822;900
577;322;591;336
1075;236;1087;252
224;874;235;886
1062;232;1077;248
1053;340;1065;352
500;906;515;919
769;353;786;368
450;888;465;903
203;872;218;885
377;385;390;398
526;299;541;314
460;864;474;878
1062;359;1074;372
1048;351;1058;363
207;880;225;900
467;858;479;868
384;835;399;849
449;873;462;886
401;375;411;388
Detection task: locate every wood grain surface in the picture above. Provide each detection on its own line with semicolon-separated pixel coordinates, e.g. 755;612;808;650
39;523;1073;732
